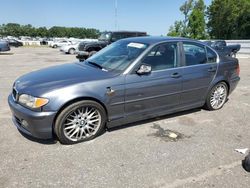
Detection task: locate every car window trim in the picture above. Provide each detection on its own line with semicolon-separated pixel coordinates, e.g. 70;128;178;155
181;41;219;67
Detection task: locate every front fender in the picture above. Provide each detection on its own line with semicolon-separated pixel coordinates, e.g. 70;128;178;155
42;82;107;112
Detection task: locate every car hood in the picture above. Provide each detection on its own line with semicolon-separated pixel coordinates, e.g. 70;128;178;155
14;62;117;95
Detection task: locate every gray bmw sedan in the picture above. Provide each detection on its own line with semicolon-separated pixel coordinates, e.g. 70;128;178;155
8;37;240;144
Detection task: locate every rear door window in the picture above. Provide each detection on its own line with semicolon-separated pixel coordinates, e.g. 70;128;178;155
183;43;207;66
206;47;217;63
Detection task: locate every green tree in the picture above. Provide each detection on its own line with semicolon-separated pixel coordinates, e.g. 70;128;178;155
180;0;194;36
0;23;100;39
36;27;48;37
167;21;184;36
2;23;22;36
188;0;206;39
207;0;250;39
168;0;207;38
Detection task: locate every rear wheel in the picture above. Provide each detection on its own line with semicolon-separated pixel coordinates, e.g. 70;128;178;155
54;100;106;144
205;82;228;110
69;48;75;54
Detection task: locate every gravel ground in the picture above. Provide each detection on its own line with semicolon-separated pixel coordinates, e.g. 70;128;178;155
0;47;249;188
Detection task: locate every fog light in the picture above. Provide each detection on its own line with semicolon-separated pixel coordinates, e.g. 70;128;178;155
21;120;29;128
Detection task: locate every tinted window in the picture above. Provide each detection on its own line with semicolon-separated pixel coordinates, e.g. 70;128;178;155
99;32;111;40
206;47;217;63
141;43;178;71
137;33;147;37
183;43;207;66
111;33;125;42
125;33;137;38
217;41;226;47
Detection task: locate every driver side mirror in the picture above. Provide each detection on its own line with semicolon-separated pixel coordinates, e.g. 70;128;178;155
136;64;152;75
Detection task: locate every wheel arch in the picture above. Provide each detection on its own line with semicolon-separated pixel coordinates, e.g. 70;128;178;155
68;47;76;53
204;79;230;103
213;80;230;93
52;96;108;131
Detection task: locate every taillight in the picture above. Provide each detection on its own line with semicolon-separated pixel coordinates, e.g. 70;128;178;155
236;64;240;76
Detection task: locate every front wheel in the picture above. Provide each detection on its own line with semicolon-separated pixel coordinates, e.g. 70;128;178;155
54;100;106;144
204;82;228;110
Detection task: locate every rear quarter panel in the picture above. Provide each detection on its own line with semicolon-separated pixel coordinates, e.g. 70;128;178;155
208;56;239;95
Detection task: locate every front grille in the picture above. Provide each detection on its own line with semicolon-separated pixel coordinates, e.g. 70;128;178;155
12;88;18;101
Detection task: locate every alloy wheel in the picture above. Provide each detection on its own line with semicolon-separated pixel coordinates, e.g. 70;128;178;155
210;83;227;109
63;106;101;141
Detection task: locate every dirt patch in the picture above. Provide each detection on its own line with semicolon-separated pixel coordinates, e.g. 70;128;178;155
148;123;190;142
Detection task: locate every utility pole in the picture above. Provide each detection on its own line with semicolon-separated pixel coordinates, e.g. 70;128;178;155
115;0;118;30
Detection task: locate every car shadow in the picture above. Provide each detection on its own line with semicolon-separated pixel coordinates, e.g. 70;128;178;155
108;108;202;132
18;130;57;145
16;104;224;145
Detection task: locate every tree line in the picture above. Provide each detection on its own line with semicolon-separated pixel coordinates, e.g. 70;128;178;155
168;0;250;39
0;23;100;39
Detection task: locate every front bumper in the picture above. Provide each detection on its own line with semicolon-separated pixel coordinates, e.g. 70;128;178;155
76;51;89;61
8;95;56;139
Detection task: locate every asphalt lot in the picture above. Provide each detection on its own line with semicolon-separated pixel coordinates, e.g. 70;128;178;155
0;47;250;188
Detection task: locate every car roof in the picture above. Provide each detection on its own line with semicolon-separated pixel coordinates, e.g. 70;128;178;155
119;36;204;45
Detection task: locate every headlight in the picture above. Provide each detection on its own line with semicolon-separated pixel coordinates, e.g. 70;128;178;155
18;94;49;109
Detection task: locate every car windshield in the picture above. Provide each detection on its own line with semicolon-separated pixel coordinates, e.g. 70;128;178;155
99;32;111;41
85;40;149;73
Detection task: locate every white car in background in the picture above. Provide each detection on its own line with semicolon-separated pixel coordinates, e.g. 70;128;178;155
49;40;72;48
60;42;80;54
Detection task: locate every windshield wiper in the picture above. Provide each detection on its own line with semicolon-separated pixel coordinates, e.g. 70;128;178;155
87;61;104;70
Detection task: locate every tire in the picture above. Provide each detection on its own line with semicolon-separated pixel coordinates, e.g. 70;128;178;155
54;100;106;144
53;45;58;48
204;82;228;111
68;48;75;55
243;153;250;172
89;51;97;57
79;58;86;62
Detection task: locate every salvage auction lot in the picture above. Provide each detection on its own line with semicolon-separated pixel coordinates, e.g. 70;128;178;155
0;47;249;187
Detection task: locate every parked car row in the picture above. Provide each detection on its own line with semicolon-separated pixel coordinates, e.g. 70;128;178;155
76;31;147;61
54;31;147;58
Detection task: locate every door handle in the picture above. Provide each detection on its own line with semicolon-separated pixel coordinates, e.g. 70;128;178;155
171;72;181;78
208;67;216;72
